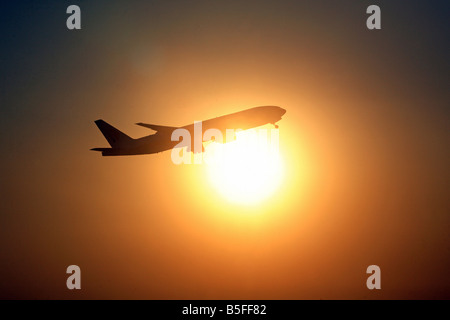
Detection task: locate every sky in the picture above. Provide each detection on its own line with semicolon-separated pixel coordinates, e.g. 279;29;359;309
0;0;449;299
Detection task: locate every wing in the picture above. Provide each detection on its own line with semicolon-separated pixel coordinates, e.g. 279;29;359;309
136;123;179;133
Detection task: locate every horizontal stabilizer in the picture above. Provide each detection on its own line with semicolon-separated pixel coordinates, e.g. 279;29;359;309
136;123;178;133
91;148;111;152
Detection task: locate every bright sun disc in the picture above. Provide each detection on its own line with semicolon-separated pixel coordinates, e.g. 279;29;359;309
205;129;284;205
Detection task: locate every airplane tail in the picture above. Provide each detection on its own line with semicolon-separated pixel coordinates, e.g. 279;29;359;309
94;120;134;148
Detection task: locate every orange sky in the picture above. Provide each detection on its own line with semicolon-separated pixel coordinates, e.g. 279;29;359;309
0;1;449;299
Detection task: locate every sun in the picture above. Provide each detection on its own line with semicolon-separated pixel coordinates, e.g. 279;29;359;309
204;128;284;205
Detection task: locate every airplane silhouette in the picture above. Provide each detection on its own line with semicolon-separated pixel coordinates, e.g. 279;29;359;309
91;106;286;156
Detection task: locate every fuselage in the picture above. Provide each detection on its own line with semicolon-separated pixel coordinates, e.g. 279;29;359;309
97;106;286;156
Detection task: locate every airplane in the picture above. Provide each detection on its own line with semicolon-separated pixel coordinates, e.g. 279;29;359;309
91;106;286;156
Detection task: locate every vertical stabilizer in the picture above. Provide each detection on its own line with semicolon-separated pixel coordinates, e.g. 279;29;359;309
94;120;133;147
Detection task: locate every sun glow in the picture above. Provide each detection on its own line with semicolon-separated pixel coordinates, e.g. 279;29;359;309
204;128;284;205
